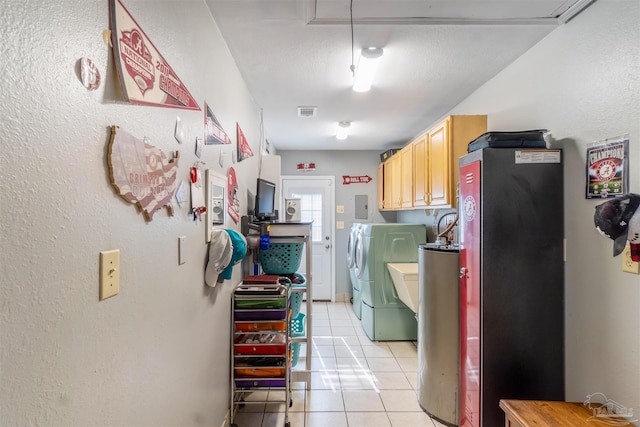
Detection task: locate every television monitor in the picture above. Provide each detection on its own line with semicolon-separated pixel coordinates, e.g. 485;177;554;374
255;178;276;221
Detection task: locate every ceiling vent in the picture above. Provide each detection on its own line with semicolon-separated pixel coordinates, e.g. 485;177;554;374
297;106;318;118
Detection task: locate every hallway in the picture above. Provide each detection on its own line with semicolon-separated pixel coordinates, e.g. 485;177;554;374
233;302;448;427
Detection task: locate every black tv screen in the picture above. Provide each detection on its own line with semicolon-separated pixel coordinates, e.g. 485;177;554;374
255;178;276;220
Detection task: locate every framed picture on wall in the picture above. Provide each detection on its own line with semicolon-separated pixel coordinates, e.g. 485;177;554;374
586;136;629;199
206;169;226;241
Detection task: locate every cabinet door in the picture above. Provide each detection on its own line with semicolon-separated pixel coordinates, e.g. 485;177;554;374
428;118;451;207
400;145;413;208
383;158;393;210
377;163;384;210
412;134;428;207
390;154;402;209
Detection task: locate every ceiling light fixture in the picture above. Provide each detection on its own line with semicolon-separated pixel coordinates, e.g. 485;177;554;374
352;47;383;93
336;121;351;140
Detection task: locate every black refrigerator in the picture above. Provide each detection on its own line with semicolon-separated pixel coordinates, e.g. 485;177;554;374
458;148;565;427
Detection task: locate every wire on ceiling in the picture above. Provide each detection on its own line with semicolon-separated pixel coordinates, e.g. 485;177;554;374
349;0;355;76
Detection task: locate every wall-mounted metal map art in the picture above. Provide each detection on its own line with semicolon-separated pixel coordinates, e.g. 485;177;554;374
107;126;179;221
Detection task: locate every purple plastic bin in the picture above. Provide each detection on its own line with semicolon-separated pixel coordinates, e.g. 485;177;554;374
235;379;286;388
234;309;287;321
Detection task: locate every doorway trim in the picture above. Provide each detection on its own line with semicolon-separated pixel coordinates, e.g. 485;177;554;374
281;175;336;302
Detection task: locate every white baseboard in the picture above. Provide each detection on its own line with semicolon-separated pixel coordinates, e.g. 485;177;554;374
220;410;229;427
335;292;351;303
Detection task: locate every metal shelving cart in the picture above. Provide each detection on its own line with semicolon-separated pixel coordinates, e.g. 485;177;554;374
230;282;292;427
266;222;313;387
240;219;313;388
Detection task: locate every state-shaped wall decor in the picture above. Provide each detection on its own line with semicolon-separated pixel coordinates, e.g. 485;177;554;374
107;125;179;221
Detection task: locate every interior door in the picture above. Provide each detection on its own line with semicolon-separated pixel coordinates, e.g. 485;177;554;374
281;176;335;301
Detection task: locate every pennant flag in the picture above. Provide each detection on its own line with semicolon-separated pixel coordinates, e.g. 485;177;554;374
109;0;200;110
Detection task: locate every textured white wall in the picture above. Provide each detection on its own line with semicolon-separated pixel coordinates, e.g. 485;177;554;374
448;0;640;416
0;1;268;426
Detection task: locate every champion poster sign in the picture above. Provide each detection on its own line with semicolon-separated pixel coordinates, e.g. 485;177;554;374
109;0;200;111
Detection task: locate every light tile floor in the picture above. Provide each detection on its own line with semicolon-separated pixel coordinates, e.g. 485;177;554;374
232;302;449;427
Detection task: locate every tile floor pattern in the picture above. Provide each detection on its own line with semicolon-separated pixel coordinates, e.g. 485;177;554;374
232;302;449;427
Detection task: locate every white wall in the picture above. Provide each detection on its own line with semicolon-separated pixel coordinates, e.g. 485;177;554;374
0;1;269;425
448;0;639;415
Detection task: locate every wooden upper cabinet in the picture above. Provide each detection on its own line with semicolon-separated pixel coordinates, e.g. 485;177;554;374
427;118;451;207
377;163;384;210
412;134;428;207
390;154;402;209
377;114;486;211
383;158;394;210
427;115;487;208
400;144;413;208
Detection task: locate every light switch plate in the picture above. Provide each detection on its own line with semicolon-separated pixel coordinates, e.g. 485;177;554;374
622;243;639;274
100;250;120;300
336;221;345;229
336;205;345;214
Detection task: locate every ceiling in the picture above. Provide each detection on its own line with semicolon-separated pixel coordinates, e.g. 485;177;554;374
205;0;595;151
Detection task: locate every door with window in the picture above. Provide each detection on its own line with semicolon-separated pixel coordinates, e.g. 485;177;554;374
281;176;334;301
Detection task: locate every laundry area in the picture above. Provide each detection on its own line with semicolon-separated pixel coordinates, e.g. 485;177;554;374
1;1;639;427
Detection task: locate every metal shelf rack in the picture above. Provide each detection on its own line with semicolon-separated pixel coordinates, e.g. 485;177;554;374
230;282;291;427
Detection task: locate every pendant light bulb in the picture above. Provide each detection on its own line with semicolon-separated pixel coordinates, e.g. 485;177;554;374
353;47;383;92
336;121;351;140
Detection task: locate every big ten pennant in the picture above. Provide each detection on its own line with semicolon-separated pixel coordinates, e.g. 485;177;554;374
109;0;200;110
343;175;372;185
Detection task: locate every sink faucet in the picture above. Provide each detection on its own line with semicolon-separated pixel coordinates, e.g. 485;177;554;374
435;213;458;247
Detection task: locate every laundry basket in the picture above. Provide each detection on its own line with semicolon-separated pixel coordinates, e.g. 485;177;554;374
260;242;303;275
287;273;306;318
290;312;306;367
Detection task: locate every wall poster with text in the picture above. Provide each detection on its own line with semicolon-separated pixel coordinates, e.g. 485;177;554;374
586;136;629;198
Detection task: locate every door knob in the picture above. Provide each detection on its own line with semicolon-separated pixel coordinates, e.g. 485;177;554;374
459;267;468;279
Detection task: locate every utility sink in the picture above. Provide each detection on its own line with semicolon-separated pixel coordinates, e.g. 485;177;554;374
387;263;419;314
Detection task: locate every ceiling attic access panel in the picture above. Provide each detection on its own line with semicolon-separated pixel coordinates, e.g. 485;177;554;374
309;0;594;24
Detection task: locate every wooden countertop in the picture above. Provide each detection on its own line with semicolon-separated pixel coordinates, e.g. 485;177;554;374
499;400;635;426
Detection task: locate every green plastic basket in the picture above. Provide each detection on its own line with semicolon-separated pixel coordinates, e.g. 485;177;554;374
288;273;306;318
290;312;305;367
291;342;301;368
260;242;303;275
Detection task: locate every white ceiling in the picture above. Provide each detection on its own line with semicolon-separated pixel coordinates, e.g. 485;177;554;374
205;0;596;151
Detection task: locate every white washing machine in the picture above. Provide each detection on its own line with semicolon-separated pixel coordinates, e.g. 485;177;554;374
347;223;362;319
354;223;426;341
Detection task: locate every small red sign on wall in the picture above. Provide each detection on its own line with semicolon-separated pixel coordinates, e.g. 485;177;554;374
343;175;372;185
297;162;316;172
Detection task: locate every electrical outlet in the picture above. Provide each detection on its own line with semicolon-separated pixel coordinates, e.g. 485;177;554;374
621;243;640;274
100;250;120;300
